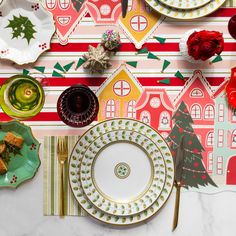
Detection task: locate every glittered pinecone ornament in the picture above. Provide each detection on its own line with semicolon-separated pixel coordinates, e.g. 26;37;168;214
83;44;112;74
101;30;120;51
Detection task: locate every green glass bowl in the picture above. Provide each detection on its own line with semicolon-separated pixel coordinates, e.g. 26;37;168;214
0;75;45;120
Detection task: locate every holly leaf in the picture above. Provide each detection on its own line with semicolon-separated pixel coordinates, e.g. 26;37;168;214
6;14;37;44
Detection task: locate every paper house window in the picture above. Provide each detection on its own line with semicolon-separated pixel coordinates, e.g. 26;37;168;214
150;97;160;108
231;130;236;148
190;88;203;97
106;100;115;118
206;132;214;146
158;111;171;130
46;0;56;9
130;16;148;32
217;156;223;175
127;100;136;118
232;109;236;122
207;152;213;172
113;80;131;96
100;4;111;16
204;105;215;119
218;129;224;147
140;111;151;125
191;104;201;119
218;104;224;122
59;0;70;9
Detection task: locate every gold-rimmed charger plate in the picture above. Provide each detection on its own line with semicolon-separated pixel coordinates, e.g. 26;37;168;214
79;128;166;216
159;0;211;10
69;119;174;226
145;0;226;20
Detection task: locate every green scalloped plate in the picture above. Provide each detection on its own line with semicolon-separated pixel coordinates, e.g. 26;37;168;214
0;121;40;188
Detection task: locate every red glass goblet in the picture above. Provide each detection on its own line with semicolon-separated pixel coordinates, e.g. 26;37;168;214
57;84;99;127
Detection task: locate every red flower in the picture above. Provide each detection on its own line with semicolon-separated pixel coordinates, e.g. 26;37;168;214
187;30;224;61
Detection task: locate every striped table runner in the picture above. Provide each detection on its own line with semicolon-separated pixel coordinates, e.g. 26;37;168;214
43;136;87;216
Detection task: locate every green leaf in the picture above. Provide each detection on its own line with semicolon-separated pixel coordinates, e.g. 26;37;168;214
154;36;166;44
126;61;137;68
64;61;75;72
137;47;148;54
34;66;45;73
161;60;171;72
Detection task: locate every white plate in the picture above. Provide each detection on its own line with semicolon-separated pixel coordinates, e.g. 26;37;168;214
159;0;211;10
145;0;226;20
0;0;55;65
69;119;174;225
80;129;166;216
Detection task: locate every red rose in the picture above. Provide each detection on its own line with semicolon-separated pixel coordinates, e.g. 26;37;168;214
187;30;224;61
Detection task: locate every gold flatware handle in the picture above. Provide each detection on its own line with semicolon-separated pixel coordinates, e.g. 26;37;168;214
59;163;65;217
172;182;181;231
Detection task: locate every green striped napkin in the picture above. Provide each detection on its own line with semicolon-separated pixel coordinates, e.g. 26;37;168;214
43;136;87;216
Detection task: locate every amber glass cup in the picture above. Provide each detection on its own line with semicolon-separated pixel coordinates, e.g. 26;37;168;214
57;84;99;127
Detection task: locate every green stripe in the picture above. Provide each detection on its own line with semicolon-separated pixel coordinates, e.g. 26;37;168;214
50;136;55;215
43;137;48;214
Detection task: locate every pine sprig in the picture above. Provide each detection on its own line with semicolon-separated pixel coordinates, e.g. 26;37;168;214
6;14;36;44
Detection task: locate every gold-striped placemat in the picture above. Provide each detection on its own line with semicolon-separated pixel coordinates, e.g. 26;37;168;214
43;136;87;216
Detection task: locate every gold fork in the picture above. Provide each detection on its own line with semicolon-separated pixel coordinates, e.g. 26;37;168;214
57;136;68;217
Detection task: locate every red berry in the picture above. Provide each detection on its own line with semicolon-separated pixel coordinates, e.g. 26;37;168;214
194;162;199;167
179;128;184;133
201;174;206;180
193;148;198;154
188;141;192;145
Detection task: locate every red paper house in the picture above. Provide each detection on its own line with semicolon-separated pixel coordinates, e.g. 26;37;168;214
135;88;174;138
174;70;215;171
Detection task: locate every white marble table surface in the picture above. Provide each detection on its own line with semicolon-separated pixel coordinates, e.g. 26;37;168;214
0;146;235;236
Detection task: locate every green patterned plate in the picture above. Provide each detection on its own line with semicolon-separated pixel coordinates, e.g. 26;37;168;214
80;128;166;216
0;121;40;188
159;0;211;10
69;119;174;225
145;0;226;20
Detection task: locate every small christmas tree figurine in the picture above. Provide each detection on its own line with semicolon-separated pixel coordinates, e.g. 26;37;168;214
166;101;217;189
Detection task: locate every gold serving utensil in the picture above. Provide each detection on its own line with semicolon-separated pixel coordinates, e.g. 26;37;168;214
57;136;68;217
172;136;185;231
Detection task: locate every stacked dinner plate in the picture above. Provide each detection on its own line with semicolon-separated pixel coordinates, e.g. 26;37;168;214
145;0;227;20
69;118;174;225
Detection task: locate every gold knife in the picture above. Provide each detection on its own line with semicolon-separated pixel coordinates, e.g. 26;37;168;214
172;136;185;231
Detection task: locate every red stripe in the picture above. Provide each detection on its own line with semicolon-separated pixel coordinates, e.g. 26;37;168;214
0;112;60;122
0;77;225;87
49;42;236;52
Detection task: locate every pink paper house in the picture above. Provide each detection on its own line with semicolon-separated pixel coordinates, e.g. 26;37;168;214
44;0;87;45
135;88;174;139
212;80;236;185
174;70;215;171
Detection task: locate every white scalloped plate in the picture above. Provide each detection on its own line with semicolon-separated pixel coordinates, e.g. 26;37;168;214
0;0;55;65
159;0;211;10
